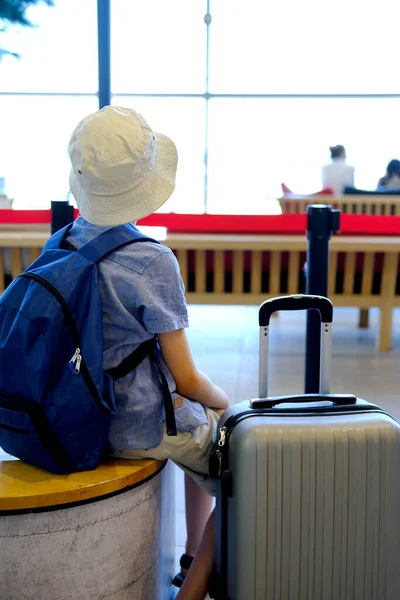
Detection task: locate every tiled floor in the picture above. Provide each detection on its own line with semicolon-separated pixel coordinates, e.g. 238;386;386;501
172;304;400;596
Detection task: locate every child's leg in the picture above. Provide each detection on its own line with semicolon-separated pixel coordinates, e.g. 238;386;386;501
177;510;216;600
184;473;213;564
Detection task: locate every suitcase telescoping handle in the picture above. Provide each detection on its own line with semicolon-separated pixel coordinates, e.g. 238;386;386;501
252;393;356;409
258;294;333;398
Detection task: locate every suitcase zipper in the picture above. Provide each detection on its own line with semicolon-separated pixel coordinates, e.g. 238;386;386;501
215;404;387;476
218;426;227;447
215;414;253;475
218;413;252;447
214;426;229;476
19;272;109;415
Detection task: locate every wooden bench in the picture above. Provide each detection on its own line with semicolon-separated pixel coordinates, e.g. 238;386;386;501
279;197;400;329
279;194;400;216
0;454;175;600
0;231;398;351
165;233;399;351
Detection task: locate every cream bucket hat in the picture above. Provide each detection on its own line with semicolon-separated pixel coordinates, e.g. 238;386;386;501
68;105;178;226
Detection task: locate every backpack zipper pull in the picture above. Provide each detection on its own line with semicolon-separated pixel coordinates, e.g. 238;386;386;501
75;353;82;374
69;348;82;375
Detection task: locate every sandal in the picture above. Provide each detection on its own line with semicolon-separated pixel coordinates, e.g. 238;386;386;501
172;553;194;588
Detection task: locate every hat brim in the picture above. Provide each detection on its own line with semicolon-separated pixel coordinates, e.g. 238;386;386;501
69;132;178;226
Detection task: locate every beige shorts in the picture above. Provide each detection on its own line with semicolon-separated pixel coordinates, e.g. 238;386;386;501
111;407;220;496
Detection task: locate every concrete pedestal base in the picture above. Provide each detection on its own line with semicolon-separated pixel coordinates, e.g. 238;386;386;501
0;461;174;600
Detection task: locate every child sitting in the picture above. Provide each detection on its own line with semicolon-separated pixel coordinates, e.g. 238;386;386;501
66;105;229;587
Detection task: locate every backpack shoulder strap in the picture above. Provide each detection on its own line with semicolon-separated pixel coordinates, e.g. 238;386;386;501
107;336;177;437
77;224;158;264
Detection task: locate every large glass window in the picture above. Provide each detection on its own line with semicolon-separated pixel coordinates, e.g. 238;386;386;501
208;0;399;94
207;98;400;213
0;0;98;93
0;0;398;212
111;0;207;94
0;0;98;208
110;0;400;214
0;96;98;208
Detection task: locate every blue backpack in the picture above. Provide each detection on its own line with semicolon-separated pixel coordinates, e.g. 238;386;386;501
0;223;177;474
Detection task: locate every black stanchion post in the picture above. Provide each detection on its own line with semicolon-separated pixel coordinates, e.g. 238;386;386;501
51;201;74;235
305;204;340;393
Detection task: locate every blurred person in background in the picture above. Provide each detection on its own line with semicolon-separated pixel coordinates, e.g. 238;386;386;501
321;144;355;195
377;159;400;191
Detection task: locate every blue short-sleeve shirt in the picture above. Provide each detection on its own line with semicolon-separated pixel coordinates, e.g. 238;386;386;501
67;217;207;451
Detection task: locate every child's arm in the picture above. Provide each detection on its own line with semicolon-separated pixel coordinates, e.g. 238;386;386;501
158;329;229;412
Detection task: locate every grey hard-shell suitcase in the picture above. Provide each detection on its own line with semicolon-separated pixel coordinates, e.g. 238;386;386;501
211;294;400;600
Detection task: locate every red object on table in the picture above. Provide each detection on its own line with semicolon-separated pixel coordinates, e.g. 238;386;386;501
138;213;307;234
138;212;400;236
0;210;400;236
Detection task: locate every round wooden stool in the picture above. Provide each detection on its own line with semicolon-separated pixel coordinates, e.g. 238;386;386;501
0;454;175;600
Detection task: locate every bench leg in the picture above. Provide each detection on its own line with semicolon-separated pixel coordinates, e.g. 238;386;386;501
378;305;393;352
358;308;369;329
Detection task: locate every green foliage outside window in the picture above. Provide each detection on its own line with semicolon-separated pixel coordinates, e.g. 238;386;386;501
0;0;53;58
